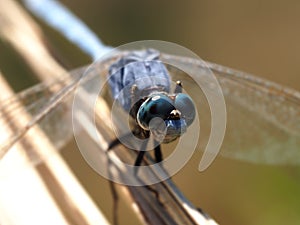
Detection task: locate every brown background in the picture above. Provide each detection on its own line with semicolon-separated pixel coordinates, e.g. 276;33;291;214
1;0;300;224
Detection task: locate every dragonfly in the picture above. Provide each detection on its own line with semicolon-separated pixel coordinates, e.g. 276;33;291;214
1;0;300;175
1;46;300;176
106;49;196;174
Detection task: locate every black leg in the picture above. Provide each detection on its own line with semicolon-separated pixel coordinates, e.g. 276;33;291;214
133;138;149;175
133;138;162;204
154;140;162;163
134;151;146;167
107;129;156;223
107;151;119;225
108;177;119;225
107;138;121;151
107;132;134;151
174;80;183;94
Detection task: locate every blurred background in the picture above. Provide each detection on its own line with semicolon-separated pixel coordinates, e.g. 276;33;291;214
64;0;300;90
1;0;300;224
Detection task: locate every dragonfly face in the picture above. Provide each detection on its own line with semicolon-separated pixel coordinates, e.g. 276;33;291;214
136;92;195;143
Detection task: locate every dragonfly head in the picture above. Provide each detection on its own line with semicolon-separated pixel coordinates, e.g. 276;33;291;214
137;93;196;143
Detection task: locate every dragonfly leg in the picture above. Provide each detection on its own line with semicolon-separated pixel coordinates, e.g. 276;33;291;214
134;151;146;167
108;175;119;225
154;140;163;163
107;124;150;151
107;138;121;151
107;131;137;151
133;138;149;175
106;148;120;225
133;138;162;205
174;80;183;93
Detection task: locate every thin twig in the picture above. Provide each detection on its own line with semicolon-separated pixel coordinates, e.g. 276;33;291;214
0;0;110;224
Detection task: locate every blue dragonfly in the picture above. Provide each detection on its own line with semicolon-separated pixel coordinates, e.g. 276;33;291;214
1;0;300;174
1;2;299;225
106;49;196;173
1;46;300;172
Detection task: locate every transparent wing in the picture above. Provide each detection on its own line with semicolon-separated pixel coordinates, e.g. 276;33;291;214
162;53;300;165
2;51;300;171
0;66;86;154
0;52;119;157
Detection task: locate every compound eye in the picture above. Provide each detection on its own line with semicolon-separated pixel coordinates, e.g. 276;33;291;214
137;94;175;130
174;93;196;126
